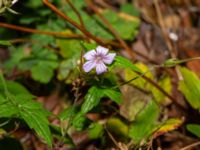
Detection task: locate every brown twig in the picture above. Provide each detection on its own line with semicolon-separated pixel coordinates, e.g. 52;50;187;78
85;0;184;110
153;0;183;80
140;73;185;110
42;0;106;45
180;141;200;150
9;38;35;44
66;0;86;29
85;0;136;60
85;0;158;64
0;22;83;39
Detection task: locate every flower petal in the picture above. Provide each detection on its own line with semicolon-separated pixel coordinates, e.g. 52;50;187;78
103;53;116;64
83;50;96;61
96;63;107;74
83;61;96;73
96;46;108;55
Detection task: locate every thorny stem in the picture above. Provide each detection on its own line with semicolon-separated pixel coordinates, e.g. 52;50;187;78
0;22;83;39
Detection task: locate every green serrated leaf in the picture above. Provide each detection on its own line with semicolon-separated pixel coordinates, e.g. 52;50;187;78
129;100;160;143
0;102;18;118
179;67;200;110
20;109;52;147
72;112;87;130
81;86;104;114
59;106;78;121
0;76;52;147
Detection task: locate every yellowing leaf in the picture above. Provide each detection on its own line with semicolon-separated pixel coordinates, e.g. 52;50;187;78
125;63;172;103
125;62;153;88
153;118;183;138
151;75;172;104
107;117;129;139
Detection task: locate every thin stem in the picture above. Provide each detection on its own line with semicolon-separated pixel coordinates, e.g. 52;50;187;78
180;141;200;150
85;0;157;63
140;73;185;110
42;0;106;45
9;38;35;44
113;69;150;89
85;0;136;60
85;0;183;109
66;0;86;30
153;0;183;80
178;57;200;63
0;22;83;39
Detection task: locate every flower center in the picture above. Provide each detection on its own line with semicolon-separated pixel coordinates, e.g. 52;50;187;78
95;54;104;63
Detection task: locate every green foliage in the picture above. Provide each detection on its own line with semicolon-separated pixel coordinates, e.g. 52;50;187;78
120;3;140;16
187;124;200;138
81;86;105;114
129;100;160;143
125;62;172;103
63;0;140;40
4;48;59;83
107;117;129;139
81;86;122;114
0;0;195;148
0;40;11;46
114;56;141;73
103;88;122;104
153;118;183;138
0;74;52;147
88;123;104;139
56;38;82;82
179;67;200;110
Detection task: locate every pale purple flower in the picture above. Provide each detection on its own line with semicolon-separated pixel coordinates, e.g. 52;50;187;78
83;46;116;74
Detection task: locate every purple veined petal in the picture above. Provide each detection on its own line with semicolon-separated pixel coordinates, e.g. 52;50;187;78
96;62;107;74
83;50;96;61
103;53;116;64
96;46;108;56
83;60;96;73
